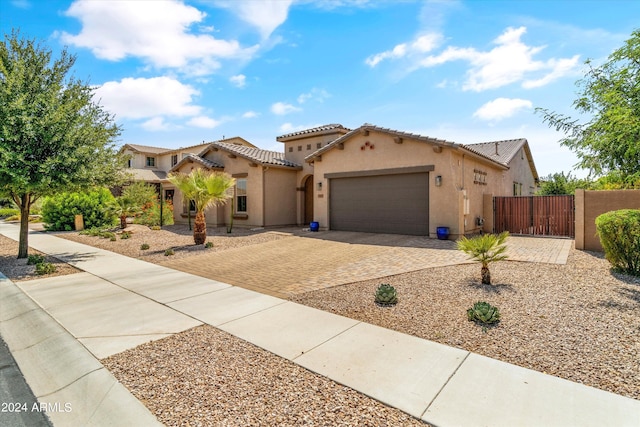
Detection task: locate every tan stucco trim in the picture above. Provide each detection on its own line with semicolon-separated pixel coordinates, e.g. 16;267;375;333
325;165;434;179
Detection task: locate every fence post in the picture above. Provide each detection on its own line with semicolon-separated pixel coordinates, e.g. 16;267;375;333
575;189;585;250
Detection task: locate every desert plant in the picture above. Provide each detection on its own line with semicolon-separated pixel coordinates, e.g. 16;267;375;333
205;241;214;248
109;235;117;241
467;301;501;324
104;195;140;229
134;199;174;227
120;231;131;239
596;209;640;276
35;262;56;275
0;207;20;218
140;243;150;250
457;232;509;285
150;225;161;231
168;169;235;245
375;283;398;306
164;248;175;256
27;254;45;265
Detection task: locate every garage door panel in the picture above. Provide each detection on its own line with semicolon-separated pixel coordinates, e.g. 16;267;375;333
330;173;429;235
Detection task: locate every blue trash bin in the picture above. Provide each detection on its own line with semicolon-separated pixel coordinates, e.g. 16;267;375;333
309;221;319;232
436;226;450;240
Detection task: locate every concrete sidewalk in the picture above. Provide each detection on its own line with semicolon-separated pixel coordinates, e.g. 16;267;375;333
1;222;638;426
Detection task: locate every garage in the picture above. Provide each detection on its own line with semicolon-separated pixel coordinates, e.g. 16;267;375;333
329;169;429;235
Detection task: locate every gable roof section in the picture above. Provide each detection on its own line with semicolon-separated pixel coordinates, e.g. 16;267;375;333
122;144;172;155
212;142;302;169
276;124;350;142
169;153;224;173
128;169;167;182
305;124;457;162
464;138;539;179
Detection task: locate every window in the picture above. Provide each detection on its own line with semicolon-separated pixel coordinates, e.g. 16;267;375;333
127;159;132;168
171;154;178;167
288;147;293;152
236;179;247;213
297;145;302;151
146;156;156;167
165;189;174;201
306;144;311;150
316;143;322;149
513;182;522;196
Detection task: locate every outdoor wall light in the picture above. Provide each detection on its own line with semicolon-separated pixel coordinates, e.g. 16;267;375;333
435;175;442;187
317;181;323;191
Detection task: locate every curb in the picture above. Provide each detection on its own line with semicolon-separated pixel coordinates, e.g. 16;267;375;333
0;274;161;426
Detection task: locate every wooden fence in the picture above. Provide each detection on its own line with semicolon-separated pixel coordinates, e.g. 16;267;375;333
493;195;575;237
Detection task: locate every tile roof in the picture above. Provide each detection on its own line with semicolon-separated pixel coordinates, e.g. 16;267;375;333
211;141;302;169
276;124;350;141
305;123;456;162
463;139;527;166
123;144;172;154
169;153;224;173
128;169;167;182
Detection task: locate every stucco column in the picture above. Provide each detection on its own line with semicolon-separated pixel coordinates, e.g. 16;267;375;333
575;189;585;250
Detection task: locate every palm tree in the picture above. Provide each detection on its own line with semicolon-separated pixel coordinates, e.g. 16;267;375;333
168;169;235;245
457;231;509;285
104;196;141;229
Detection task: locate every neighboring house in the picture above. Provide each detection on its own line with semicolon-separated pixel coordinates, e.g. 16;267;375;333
121;123;538;238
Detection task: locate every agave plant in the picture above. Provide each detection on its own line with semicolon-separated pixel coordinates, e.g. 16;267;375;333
457;231;509;285
375;284;398;306
467;301;501;324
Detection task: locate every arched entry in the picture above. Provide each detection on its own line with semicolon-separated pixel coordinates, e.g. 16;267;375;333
303;175;314;225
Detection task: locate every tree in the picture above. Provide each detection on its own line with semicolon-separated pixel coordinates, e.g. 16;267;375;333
537;171;592;195
104;196;140;229
457;232;509;285
167;169;235;244
0;31;125;258
536;29;640;179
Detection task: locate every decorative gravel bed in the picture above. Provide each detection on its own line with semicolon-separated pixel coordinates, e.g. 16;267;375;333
291;248;640;400
0;234;80;281
102;325;430;426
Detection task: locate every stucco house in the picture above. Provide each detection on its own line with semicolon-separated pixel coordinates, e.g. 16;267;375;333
121;123;538;238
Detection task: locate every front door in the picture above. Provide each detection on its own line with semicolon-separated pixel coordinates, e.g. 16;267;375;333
304;176;314;225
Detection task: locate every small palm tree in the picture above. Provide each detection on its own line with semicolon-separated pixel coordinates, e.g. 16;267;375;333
457;231;509;285
104;196;140;229
168;169;235;245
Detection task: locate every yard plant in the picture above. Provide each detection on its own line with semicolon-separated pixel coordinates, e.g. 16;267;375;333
467;301;501;324
168;169;235;245
596;209;640;276
457;231;509;285
375;283;398;306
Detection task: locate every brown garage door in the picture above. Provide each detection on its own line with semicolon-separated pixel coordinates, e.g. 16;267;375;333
330;172;429;235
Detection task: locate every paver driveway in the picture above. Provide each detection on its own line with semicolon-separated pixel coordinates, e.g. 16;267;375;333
161;230;572;298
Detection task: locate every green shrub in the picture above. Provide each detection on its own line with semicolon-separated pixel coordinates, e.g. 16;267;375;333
150;225;161;231
35;262;56;275
134;199;174;227
42;188;117;231
27;254;45;265
205;241;214;248
140;243;150;250
0;208;20;218
109;235;117;241
467;301;501;324
120;231;131;239
596;209;640;276
164;248;175;256
375;283;398;306
4;214;19;221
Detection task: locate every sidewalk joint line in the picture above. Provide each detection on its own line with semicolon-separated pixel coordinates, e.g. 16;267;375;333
420;351;471;419
291;320;362;362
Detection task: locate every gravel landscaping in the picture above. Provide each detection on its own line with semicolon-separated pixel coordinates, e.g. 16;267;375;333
0;234;80;281
2;222;638;425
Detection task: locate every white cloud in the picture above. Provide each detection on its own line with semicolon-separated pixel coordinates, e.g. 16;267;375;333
187;116;221;128
297;88;330;104
366;33;442;67
214;0;293;39
271;102;302;115
142;117;170;131
242;111;259;118
473;98;533;121
61;0;257;75
279;122;321;133
371;26;579;91
230;74;247;88
94;77;201;119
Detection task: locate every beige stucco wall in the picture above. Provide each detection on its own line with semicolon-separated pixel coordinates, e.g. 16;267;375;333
264;167;297;226
575;189;640;251
310;130;511;238
503;148;537;195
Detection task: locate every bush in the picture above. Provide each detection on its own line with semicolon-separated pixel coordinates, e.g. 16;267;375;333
164;248;175;256
120;231;131;239
27;254;45;265
42;188;117;231
0;208;19;218
134;199;174;227
595;209;640;276
140;243;150;250
35;262;56;275
205;241;213;248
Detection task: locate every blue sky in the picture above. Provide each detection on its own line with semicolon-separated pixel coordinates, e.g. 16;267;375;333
2;0;639;178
